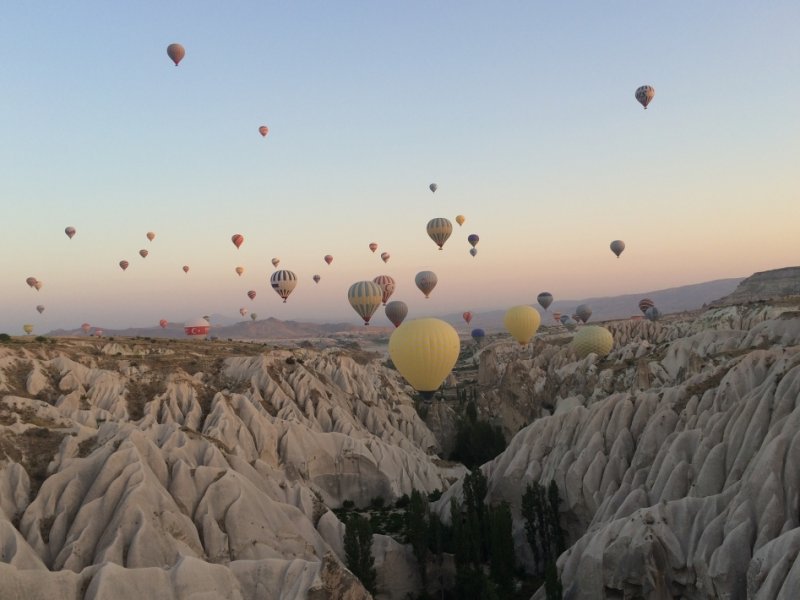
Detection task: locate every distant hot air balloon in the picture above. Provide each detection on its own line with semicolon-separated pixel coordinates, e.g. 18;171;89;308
369;243;378;253
385;301;408;328
81;323;91;334
610;240;625;258
146;231;156;242
462;311;472;325
119;260;129;271
504;306;541;345
552;312;562;323
231;234;244;249
348;281;384;325
471;328;485;344
313;274;321;284
183;265;190;273
373;275;396;305
247;290;256;300
251;313;257;321
34;281;43;291
26;277;38;288
455;215;465;226
271;258;280;268
167;43;185;66
576;304;592;323
93;329;104;337
65;226;76;239
184;317;210;338
426;218;453;250
389;318;460;399
23;324;34;335
564;318;578;331
635;85;655;109
324;255;333;265
571;313;581;323
270;270;297;302
258;125;269;137
537;292;553;310
467;234;479;248
380;252;390;263
469;248;478;257
36;305;45;314
572;326;614;358
235;266;244;277
645;306;662;322
239;307;248;317
429;183;438;193
415;271;438;298
159;319;168;329
139;249;149;258
638;298;655;314
560;314;570;325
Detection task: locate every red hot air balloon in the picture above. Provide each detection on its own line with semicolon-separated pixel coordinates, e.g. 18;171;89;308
184;317;210;338
182;265;190;273
369;242;378;253
247;290;256;300
259;126;269;137
26;277;38;288
159;319;168;329
139;249;149;258
324;255;333;265
231;234;244;249
463;311;473;325
119;260;129;271
65;226;76;239
373;275;396;305
167;43;185;66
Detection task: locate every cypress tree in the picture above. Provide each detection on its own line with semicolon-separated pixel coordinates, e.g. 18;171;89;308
344;514;377;594
544;561;563;600
489;502;515;596
407;489;429;586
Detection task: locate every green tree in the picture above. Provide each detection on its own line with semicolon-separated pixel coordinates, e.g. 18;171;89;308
406;489;429;586
544;561;564;600
344;514;377;594
489;502;515;596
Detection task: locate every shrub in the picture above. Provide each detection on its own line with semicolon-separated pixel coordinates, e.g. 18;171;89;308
0;333;12;342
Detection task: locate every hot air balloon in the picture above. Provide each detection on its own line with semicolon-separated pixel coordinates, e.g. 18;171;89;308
119;260;129;271
251;313;257;321
388;318;459;399
373;275;395;305
645;306;662;322
167;43;185;66
576;304;592;323
93;329;104;337
258;125;269;137
471;328;485;344
426;218;453;250
469;248;478;257
182;265;190;273
571;313;581;323
564;318;578;331
369;243;378;253
159;319;168;329
23;324;33;335
247;290;256;300
81;323;91;334
429;183;438;193
33;281;43;291
36;305;45;314
271;258;280;268
537;292;553;310
146;232;156;242
503;305;541;345
65;226;76;239
467;234;479;248
380;252;390;263
572;326;613;359
415;271;438;298
270;270;297;303
638;298;655;314
385;301;408;328
347;281;384;325
239;308;248;317
313;274;321;283
455;215;465;226
26;277;38;288
462;311;472;325
184;317;210;338
635;85;655;109
552;312;562;324
560;314;570;325
610;240;625;258
139;249;149;258
235;266;244;277
231;234;244;249
324;255;333;265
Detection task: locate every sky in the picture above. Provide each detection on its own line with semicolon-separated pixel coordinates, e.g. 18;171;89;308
1;2;798;332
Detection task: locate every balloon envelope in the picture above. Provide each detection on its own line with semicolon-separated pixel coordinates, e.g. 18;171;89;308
146;231;156;241
455;215;465;226
159;319;168;329
348;281;384;325
167;43;185;66
231;234;244;249
369;243;378;253
26;277;38;288
610;240;625;258
467;234;479;248
271;258;280;268
572;325;614;358
635;85;655;109
313;274;321;283
385;301;408;328
324;255;333;265
471;328;485;342
183;265;190;273
258;125;269;137
373;275;396;305
429;183;438;193
184;317;210;338
139;249;148;258
469;248;478;257
426;218;453;250
251;313;257;321
36;305;45;314
119;260;129;271
504;306;541;345
638;298;655;314
388;318;460;397
380;252;390;263
65;226;76;239
576;304;592;323
270;270;297;302
537;292;553;310
553;312;562;323
235;266;244;276
247;290;256;300
23;324;34;335
81;323;91;333
645;306;662;322
462;311;472;325
415;271;438;298
239;308;248;317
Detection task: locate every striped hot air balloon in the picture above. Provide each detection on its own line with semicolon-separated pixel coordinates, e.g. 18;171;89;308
348;281;384;325
638;298;655;314
270;270;297;303
426;218;453;250
373;275;396;305
635;85;655;109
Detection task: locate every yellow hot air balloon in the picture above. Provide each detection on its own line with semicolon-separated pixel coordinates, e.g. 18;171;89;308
235;266;244;277
347;281;384;325
503;305;541;345
426;218;453;250
23;324;34;335
388;318;460;398
455;215;465;226
572;325;614;359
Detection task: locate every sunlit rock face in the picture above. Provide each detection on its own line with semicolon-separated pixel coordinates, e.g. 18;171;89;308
435;301;800;599
0;340;460;599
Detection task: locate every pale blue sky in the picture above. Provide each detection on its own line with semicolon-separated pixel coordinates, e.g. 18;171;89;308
2;2;798;331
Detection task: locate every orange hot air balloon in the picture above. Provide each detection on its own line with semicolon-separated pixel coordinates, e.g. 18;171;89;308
34;281;43;291
26;277;38;288
231;234;244;249
146;231;156;242
119;260;129;271
65;226;76;239
182;265;190;273
369;243;378;253
455;215;465;226
247;290;256;300
139;249;149;258
81;323;91;334
463;311;473;325
235;266;244;277
259;125;269;137
271;258;280;268
324;255;333;265
159;319;168;329
380;252;390;263
167;43;185;66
